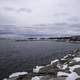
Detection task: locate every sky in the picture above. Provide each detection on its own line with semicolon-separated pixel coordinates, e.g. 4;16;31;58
0;0;80;37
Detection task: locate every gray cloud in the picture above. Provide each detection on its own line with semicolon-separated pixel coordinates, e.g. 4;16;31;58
54;12;68;17
70;23;80;28
0;0;80;36
67;16;80;22
2;7;32;13
17;8;32;13
0;22;80;37
2;7;15;12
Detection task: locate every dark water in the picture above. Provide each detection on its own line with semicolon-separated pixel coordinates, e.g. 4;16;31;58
0;39;80;79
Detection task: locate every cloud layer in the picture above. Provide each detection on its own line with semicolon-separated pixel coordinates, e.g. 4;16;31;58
0;0;80;36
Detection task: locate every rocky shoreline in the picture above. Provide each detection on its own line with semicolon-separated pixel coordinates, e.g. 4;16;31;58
3;49;80;80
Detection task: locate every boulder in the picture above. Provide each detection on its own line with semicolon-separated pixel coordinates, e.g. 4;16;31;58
74;68;80;75
38;64;59;76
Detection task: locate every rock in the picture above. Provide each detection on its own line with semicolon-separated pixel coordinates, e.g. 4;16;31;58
40;75;66;80
40;75;51;80
49;77;66;80
38;64;60;77
17;73;32;80
69;61;80;66
75;78;80;80
74;67;80;75
5;77;18;80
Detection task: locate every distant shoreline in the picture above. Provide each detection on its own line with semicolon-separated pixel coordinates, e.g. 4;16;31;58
0;35;80;43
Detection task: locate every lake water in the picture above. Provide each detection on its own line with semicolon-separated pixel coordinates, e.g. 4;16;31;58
0;39;80;79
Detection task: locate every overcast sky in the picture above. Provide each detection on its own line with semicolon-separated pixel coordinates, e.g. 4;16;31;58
0;0;80;37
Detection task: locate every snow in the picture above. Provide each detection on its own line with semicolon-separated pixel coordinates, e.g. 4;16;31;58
51;59;59;65
57;64;80;80
69;61;74;64
69;65;80;72
9;72;28;78
63;55;68;59
57;71;80;80
66;72;79;80
31;76;42;80
33;66;44;73
73;57;80;62
57;63;62;69
57;64;68;70
57;71;69;77
62;64;68;70
63;54;71;59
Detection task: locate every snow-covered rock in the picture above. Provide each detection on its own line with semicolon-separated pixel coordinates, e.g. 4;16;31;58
31;76;42;80
3;78;7;80
9;72;28;78
69;65;80;72
33;66;44;73
66;72;80;80
57;64;68;70
51;59;59;65
57;71;69;77
62;64;68;70
73;57;80;62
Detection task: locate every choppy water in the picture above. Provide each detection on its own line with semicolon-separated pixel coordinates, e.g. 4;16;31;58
0;39;80;79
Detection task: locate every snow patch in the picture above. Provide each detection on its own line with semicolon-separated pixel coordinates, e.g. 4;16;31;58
69;61;74;64
9;72;28;78
51;59;58;65
33;66;44;73
57;71;69;77
31;76;42;80
63;54;71;59
66;72;79;80
57;64;68;70
62;64;68;70
73;57;80;62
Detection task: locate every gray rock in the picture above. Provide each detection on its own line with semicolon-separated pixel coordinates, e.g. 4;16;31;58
75;78;80;80
17;74;32;80
69;61;80;66
39;75;66;80
38;64;60;77
74;68;80;75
